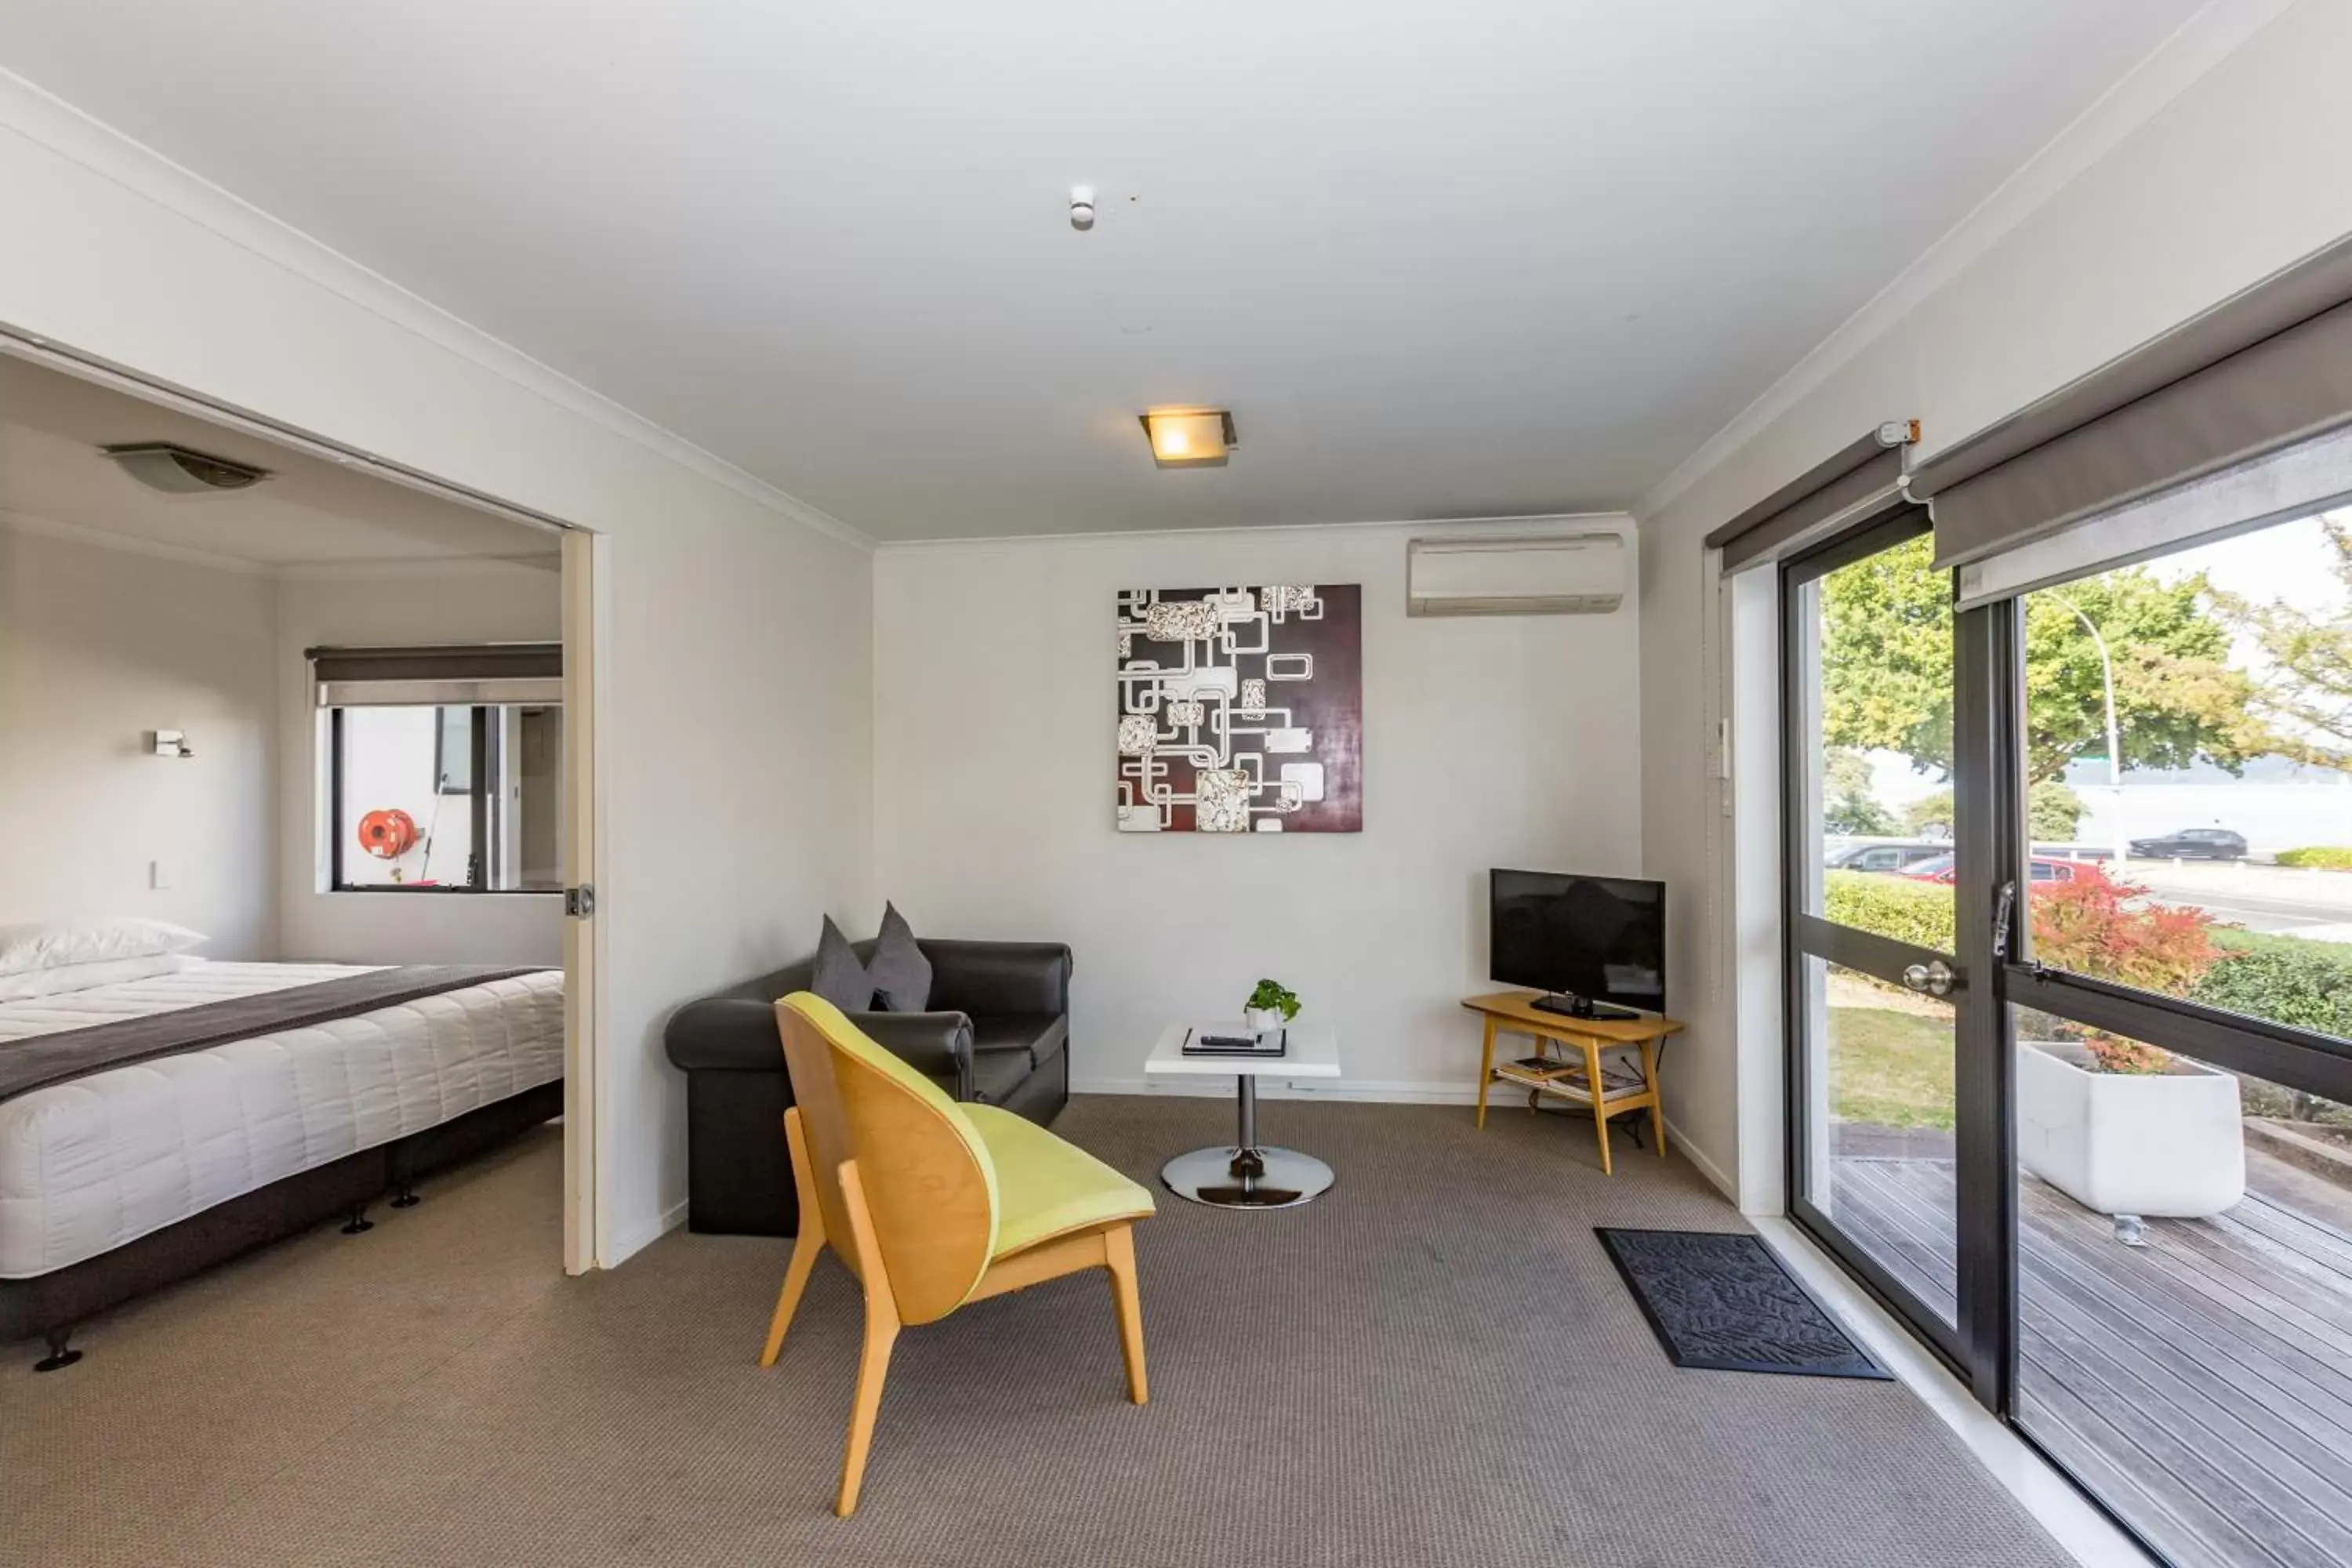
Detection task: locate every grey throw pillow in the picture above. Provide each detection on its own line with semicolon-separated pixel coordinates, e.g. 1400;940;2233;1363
866;902;933;1013
810;915;877;1013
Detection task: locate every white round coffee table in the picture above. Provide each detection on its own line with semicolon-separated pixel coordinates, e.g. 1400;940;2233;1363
1143;1021;1340;1208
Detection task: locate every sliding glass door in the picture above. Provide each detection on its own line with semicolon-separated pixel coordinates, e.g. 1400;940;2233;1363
1784;497;2352;1566
1998;513;2352;1568
1783;512;1975;1356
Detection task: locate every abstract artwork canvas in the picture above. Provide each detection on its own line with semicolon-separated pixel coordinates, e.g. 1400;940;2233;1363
1115;585;1363;833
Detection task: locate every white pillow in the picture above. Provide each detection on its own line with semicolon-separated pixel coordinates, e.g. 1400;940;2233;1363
0;917;208;977
0;952;201;1002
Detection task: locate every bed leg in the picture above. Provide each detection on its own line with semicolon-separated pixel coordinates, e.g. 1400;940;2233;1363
340;1201;375;1236
389;1181;420;1209
34;1327;82;1373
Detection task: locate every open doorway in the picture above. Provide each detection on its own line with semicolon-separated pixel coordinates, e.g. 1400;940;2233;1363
0;343;604;1372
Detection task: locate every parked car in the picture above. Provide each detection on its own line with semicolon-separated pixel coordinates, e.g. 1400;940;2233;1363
1900;853;2107;887
2127;826;2248;860
1824;840;1952;873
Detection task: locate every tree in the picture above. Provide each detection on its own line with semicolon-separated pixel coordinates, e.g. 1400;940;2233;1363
1820;533;2256;784
2209;514;2352;768
1824;747;1896;834
1901;789;1955;838
1897;781;2079;840
1817;535;1953;776
2028;781;2085;840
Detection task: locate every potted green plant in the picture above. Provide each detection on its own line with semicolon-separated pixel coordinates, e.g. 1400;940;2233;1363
1243;978;1301;1035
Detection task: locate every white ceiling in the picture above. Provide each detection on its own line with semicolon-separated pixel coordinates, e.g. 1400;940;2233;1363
0;1;2205;542
0;354;558;564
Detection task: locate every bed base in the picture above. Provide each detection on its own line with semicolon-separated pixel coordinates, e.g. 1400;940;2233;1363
2;1079;563;1367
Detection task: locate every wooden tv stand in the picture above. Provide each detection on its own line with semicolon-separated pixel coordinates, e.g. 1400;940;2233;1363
1460;990;1682;1176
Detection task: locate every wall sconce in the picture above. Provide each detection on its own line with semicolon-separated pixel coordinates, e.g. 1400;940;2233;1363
1138;408;1236;469
151;730;194;759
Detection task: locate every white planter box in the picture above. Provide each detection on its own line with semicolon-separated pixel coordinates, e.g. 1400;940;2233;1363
2016;1041;2245;1218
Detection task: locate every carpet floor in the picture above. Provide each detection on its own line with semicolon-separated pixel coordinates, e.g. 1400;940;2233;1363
1;1097;2070;1567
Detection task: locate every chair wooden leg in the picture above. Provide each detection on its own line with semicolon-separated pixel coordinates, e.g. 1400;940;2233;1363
834;1160;901;1518
1104;1223;1148;1406
837;1306;898;1517
760;1109;826;1367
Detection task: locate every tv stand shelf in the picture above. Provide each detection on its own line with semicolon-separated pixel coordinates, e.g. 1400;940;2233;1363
1460;990;1682;1177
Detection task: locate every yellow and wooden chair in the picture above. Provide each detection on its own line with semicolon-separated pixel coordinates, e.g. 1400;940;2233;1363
760;991;1156;1515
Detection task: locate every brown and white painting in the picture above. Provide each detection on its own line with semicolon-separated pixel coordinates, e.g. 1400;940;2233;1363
1115;585;1363;833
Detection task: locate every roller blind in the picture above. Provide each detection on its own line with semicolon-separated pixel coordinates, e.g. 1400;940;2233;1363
1704;422;1919;572
310;642;561;707
1911;233;2352;577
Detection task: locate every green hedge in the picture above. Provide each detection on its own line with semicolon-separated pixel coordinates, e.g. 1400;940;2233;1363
2194;929;2352;1040
1821;870;2352;1042
2275;846;2352;869
1823;870;1955;953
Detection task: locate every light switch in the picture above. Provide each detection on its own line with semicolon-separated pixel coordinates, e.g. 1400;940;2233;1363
151;858;178;891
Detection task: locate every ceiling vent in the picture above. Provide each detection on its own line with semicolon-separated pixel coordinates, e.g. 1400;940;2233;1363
103;443;270;495
1406;533;1625;616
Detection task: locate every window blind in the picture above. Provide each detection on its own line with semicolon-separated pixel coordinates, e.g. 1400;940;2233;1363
1704;422;1919;572
310;642;562;707
1911;233;2352;583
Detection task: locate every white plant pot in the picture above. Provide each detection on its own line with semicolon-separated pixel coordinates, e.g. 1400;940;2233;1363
2016;1040;2245;1218
1243;1007;1287;1035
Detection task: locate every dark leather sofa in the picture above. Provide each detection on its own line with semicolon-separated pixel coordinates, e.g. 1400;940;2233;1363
662;938;1073;1236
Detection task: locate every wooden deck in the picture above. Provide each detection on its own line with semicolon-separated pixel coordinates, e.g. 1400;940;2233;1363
1832;1157;2352;1568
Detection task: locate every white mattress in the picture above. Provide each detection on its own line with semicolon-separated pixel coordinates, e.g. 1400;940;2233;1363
0;961;564;1278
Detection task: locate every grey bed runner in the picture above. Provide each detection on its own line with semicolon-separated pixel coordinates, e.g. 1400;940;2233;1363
0;965;550;1104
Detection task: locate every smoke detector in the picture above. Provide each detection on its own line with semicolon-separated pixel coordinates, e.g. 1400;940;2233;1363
103;443;270;494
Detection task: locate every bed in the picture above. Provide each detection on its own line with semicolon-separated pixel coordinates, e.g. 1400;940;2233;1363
0;945;564;1368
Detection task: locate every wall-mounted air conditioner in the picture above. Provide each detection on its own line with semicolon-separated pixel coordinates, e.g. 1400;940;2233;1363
1406;532;1625;615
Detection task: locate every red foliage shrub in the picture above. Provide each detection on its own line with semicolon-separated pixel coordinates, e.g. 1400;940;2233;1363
2029;876;2226;1073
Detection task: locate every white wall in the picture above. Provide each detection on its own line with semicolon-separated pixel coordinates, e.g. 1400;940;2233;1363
0;78;877;1261
1635;0;2352;1203
0;521;278;956
273;558;565;966
874;521;1640;1098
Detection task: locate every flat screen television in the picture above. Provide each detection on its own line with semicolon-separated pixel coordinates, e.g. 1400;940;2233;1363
1489;869;1666;1019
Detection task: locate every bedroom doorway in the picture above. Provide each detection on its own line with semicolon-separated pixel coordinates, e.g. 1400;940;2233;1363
0;333;610;1287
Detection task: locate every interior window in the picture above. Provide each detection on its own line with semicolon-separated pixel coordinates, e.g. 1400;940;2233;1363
332;703;563;892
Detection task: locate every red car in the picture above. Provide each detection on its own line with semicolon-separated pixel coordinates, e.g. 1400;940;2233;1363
1899;853;2106;887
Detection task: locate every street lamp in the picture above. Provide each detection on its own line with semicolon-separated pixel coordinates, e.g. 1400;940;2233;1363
2051;591;2128;865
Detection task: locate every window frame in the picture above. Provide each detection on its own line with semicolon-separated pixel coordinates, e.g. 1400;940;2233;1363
328;703;543;895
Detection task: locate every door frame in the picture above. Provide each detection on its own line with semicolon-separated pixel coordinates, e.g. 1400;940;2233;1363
1777;495;2352;1561
560;527;610;1272
1777;506;1976;1373
1949;596;2019;1406
0;328;613;1276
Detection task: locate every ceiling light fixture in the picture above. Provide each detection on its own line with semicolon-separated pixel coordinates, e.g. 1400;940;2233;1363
103;443;270;495
1138;408;1236;469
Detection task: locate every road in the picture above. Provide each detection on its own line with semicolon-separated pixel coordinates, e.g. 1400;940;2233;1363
2128;862;2352;940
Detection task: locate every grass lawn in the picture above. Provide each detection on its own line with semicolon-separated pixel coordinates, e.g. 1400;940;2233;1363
1830;1004;1956;1131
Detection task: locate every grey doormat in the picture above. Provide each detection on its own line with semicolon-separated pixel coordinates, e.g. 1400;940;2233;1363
1596;1227;1891;1380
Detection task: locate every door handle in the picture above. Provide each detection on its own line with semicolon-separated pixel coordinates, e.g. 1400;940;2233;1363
1902;960;1957;997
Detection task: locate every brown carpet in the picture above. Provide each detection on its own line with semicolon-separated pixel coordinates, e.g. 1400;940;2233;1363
2;1098;2070;1567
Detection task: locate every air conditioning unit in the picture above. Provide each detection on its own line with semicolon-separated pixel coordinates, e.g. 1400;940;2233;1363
1406;533;1625;615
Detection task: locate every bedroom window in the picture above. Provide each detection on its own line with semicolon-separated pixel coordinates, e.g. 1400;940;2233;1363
310;642;564;895
330;706;563;892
